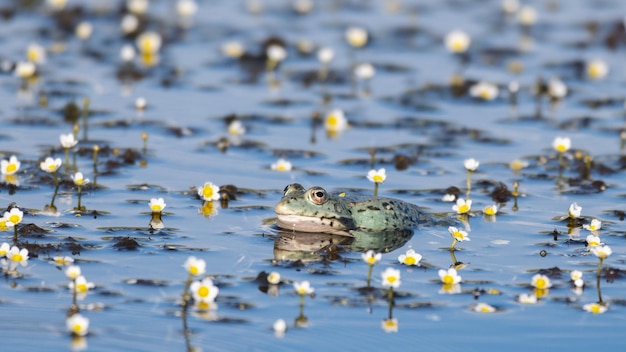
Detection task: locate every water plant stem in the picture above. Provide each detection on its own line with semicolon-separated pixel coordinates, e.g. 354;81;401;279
387;287;394;319
50;171;60;207
597;258;604;304
13;225;18;245
76;186;83;210
450;238;458;251
466;170;472;199
366;264;373;288
373;183;379;197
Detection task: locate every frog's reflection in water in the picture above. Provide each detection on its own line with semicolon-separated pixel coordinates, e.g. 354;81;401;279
273;229;414;262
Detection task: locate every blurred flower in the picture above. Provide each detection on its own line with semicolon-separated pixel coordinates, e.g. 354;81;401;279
571;270;584;288
441;193;456;202
60;133;78;149
69;275;95;293
345;27;368;48
518;6;537;26
27;43;46;64
590;245;612;259
381;267;401;288
0;242;10;256
469;81;499;100
586;59;608;80
184;256;206;276
583;302;607;314
445;30;471;53
553;136;571;153
367;168;387;184
568;202;582;218
75;22;93;40
273;318;287;337
1;156;21;175
197;182;220;201
47;0;67;10
324;109;348;134
200;200;219;217
67;314;89;337
517;293;537;304
548;77;567;99
483;205;498;216
266;45;287;63
228;120;246;136
271;159;292;172
120;14;139;35
120;44;136;62
14;61;36;78
40;157;62;173
317;47;334;64
294;280;314;295
583;219;601;232
149;198;166;212
362;250;382;265
136;31;162;55
438;268;462;284
5;208;23;227
452;198;472;214
354;63;375;80
448;226;470;242
127;0;149;15
292;0;313;14
381;318;398;333
267;271;281;285
531;274;552;289
71;172;89;186
0;214;10;231
177;0;198;17
221;41;245;59
53;256;74;266
463;158;479;171
65;265;81;280
190;278;219;302
509;159;529;172
135;97;147;110
397;249;422;266
7;246;28;266
586;235;602;247
473;302;496;313
502;0;519;14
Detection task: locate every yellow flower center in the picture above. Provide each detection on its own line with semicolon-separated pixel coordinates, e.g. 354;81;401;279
201;201;215;216
452;231;464;241
555;144;568;153
458;205;469;213
479;89;491;100
588;65;603;79
535;278;547;289
479;305;493;313
386;276;397;284
197;286;209;298
6;164;17;173
72;324;83;334
9;214;20;224
451;40;466;53
48;164;57;171
202;187;214;199
189;266;200;275
0;249;7;256
11;253;23;262
327;116;338;127
276;164;288;171
589;304;602;314
366;257;376;265
197;300;210;310
404;256;416;265
442;274;455;284
77;283;88;292
484;207;496;215
151;205;163;212
383;320;396;328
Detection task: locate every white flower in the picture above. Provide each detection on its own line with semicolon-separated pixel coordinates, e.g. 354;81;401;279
68;275;95;293
568;202;582;218
197;182;221;201
448;226;470;242
40;157;62;173
273;319;287;337
570;270;583;281
583;219;601;232
463;158;479;171
518;6;537;26
345;27;368;48
65;265;81;280
136;31;162;54
366;168;387;184
441;193;456;202
294;280;314;295
502;0;519;14
5;208;23;226
184;256;206;276
271;159;292;172
7;246;28;266
127;0;149;15
66;314;89;336
361;250;382;265
586;234;602;247
221;41;245;59
586;59;609;80
71;172;90;187
590;245;612;259
267;271;281;284
517;293;537;304
75;22;93;40
177;0;198;17
317;47;334;64
120;44;136;62
0;242;10;257
531;274;552;289
381;318;398;333
53;256;74;266
445;30;471;53
397;249;422;266
452;198;472;214
14;61;36;78
60;133;78;149
149;198;166;212
483;204;498;216
1;156;21;175
548;77;568;99
324;109;348;133
473;302;496;313
228;120;246;136
190;278;219;302
47;0;67;10
553;136;571;153
354;63;375;80
27;43;46;64
266;45;287;63
438;268;462;284
135;97;147;110
583;302;608;314
381;267;401;288
469;81;499;100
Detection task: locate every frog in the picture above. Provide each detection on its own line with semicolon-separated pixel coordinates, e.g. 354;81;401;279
274;183;430;235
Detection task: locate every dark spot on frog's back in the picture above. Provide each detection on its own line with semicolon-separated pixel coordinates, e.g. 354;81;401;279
367;205;380;211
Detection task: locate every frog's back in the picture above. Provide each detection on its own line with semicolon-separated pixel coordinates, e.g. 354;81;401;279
341;195;430;231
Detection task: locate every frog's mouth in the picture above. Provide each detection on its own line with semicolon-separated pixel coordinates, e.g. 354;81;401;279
274;213;355;236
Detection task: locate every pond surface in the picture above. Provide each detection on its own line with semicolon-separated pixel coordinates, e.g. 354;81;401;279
1;0;626;350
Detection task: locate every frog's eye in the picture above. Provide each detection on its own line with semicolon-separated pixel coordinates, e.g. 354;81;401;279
308;187;327;205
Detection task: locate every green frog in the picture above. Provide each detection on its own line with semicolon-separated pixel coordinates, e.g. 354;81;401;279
275;183;430;235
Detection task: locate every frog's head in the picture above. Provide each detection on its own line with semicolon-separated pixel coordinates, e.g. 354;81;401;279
274;184;355;234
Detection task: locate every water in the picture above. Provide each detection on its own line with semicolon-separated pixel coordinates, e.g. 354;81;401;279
1;0;626;350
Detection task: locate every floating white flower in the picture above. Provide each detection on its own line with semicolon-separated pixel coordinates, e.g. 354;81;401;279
177;0;198;17
568;202;582;218
135;97;147;110
267;271;281;285
66;314;90;336
397;249;422;266
590;245;612;259
473;302;496;313
441;193;456;202
463;158;479;172
445;30;471;53
184;256;206;276
381;267;401;288
149;198;166;212
354;63;375;80
548;77;567;99
345;27;368;48
75;22;93;40
553;136;571;153
483;204;498;216
273;318;287;337
448;226;470;242
197;182;220;201
367;168;387;184
1;156;21;175
324;109;348;133
452;198;472;214
0;242;10;257
228;120;246;136
69;275;95;293
294;280;314;295
71;172;90;187
381;318;398;333
361;250;382;265
469;81;499;100
266;45;287;63
5;208;23;226
571;270;584;288
531;274;552;289
317;47;334;64
439;268;462;284
583;219;601;232
120;44;136;62
517;293;537;304
40;157;62;173
27;43;46;64
136;31;162;55
583;302;607;314
221;41;245;59
127;0;149;15
14;61;36;78
518;6;537;26
586;234;602;247
7;246;28;266
60;133;78;149
190;278;219;302
501;0;519;14
53;256;74;266
271;159;292;172
47;0;67;10
65;265;82;280
586;59;608;80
